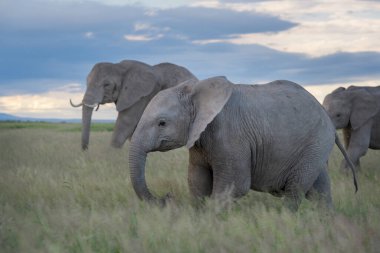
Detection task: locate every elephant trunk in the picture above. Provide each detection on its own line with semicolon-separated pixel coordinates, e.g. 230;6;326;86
129;142;167;205
81;105;94;150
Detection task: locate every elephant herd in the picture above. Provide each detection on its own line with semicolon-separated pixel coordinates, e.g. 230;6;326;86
70;60;379;211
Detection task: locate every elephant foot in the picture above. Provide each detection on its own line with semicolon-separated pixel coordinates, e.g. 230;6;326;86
153;192;174;208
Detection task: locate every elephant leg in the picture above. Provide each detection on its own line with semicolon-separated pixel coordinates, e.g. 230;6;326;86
340;158;361;172
341;121;372;171
188;149;212;198
305;167;333;209
342;128;351;149
111;111;130;148
284;157;324;211
283;182;304;212
211;157;251;200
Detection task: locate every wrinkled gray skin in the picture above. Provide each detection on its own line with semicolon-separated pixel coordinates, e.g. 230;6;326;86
129;77;357;211
70;60;197;150
323;86;380;170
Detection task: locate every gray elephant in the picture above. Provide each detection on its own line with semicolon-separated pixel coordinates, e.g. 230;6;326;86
128;77;357;211
323;86;380;170
70;60;197;150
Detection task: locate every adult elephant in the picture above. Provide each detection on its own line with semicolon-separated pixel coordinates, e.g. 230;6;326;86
70;60;197;150
323;86;380;170
128;77;357;211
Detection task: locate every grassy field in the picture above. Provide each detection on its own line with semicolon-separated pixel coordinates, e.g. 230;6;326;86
0;122;379;253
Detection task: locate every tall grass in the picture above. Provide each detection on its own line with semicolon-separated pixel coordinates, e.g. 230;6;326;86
0;123;379;252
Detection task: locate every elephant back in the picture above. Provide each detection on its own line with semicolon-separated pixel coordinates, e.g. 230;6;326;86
229;80;336;146
119;60;151;70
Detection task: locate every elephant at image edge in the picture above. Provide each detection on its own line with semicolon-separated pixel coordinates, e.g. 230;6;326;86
128;77;357;211
70;60;198;150
323;86;380;170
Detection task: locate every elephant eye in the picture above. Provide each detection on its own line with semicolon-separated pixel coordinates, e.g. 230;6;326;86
158;120;166;127
336;113;341;118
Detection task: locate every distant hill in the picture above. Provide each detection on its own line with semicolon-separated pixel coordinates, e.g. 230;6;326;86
0;113;21;121
0;113;114;123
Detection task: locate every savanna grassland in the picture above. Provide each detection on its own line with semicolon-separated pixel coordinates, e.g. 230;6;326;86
0;122;379;253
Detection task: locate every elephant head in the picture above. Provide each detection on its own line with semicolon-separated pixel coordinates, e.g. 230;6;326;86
70;60;161;150
128;77;233;203
322;86;379;130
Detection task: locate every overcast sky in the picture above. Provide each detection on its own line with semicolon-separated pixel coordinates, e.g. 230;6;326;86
0;0;379;119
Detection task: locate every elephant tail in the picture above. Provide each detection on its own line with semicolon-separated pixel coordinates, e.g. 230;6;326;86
335;132;358;193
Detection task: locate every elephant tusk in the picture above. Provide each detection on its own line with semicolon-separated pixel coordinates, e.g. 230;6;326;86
69;99;83;107
83;103;99;108
95;104;100;111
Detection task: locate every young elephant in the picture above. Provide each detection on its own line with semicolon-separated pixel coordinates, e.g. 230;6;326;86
323;86;380;170
129;77;357;210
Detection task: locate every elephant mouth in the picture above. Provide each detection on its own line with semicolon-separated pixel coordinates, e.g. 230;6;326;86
102;95;116;103
155;139;180;152
158;146;173;152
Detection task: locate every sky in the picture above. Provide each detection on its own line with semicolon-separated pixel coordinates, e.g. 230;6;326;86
0;0;379;119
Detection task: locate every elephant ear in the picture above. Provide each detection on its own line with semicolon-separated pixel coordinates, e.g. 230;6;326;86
186;76;233;149
350;89;379;130
116;67;160;112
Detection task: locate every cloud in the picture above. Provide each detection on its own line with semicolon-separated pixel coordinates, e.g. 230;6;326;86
212;16;380;58
0;0;147;35
124;34;164;41
0;79;88;96
53;83;83;93
154;7;296;40
134;23;153;31
125;22;170;41
219;0;266;2
202;0;380;57
74;0;195;8
0;84;117;119
1;1;379;100
0;0;296;94
84;32;94;39
159;41;380;86
0;1;294;36
2;35;380;98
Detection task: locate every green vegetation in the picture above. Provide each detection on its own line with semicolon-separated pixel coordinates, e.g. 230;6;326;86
0;121;114;132
0;123;379;252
